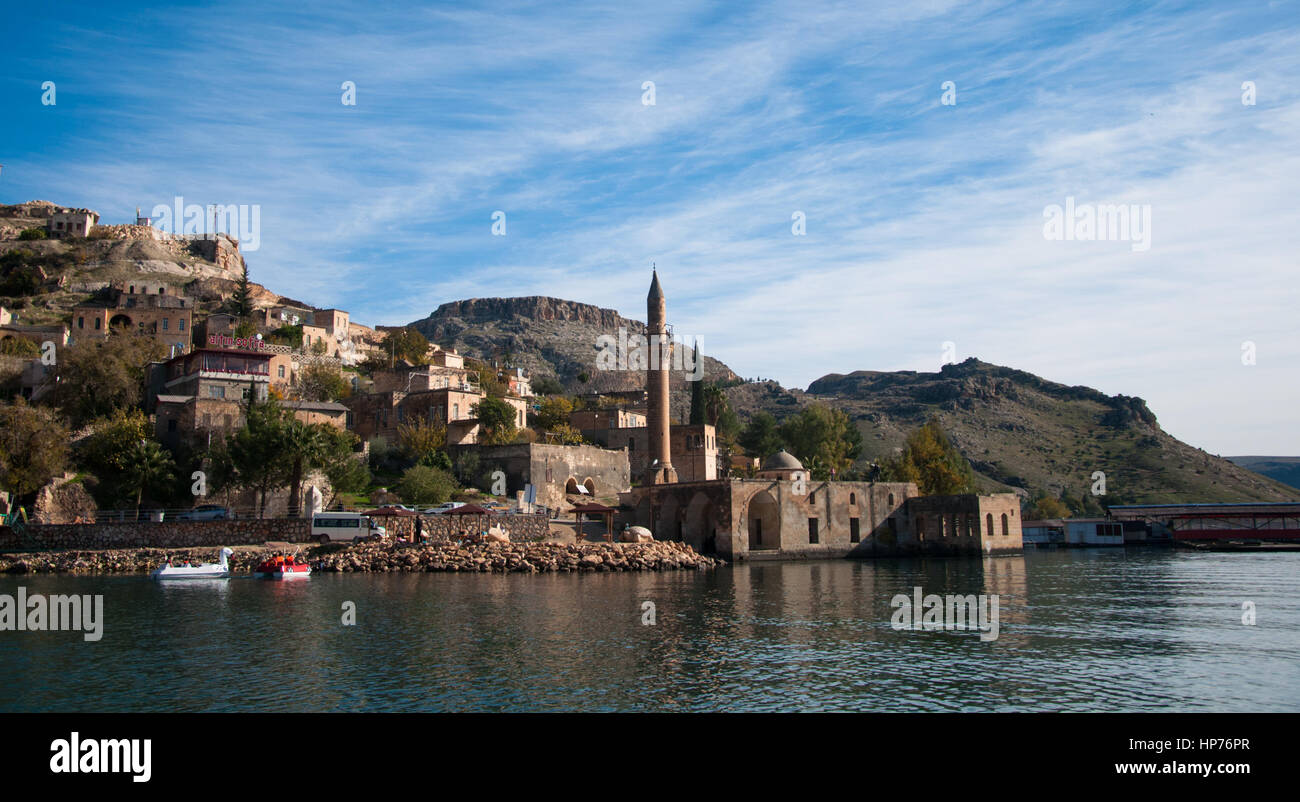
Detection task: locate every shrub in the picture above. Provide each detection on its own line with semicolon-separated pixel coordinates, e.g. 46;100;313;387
396;465;458;505
17;228;47;241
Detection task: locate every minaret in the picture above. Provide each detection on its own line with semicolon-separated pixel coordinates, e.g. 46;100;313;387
646;269;677;484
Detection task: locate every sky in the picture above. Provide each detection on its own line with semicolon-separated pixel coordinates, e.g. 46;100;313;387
1;0;1297;455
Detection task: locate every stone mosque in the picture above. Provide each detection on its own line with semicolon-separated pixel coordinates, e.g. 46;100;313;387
620;271;1024;561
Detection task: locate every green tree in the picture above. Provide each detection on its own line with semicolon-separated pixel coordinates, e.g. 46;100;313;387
0;399;69;510
779;404;862;480
533;395;574;431
380;327;430;366
472;397;518;445
0;337;40;358
321;428;370;509
76;408;154;508
397;464;458;505
395;417;447;465
268;324;303;348
739;411;784;459
120;438;175;515
232;318;258;340
547;423;584;445
298;365;351;402
1027;494;1072;519
17;228;47;241
49;334;166;428
879;416;977;495
689;343;705;425
230;264;253;317
531;375;564;396
227;397;294;517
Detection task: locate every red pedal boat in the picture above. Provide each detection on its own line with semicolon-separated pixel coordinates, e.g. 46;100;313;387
253;554;311;580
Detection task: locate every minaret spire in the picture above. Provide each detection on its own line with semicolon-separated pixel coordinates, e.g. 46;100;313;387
645;267;676;485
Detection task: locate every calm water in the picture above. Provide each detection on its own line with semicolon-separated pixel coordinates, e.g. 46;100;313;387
2;550;1298;712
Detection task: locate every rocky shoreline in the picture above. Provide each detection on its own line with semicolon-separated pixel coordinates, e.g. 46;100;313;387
0;540;723;575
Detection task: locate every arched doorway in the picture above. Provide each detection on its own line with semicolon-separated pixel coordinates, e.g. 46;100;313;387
683;492;714;552
109;314;133;330
564;477;579;495
747;490;780;551
655;493;681;541
583;477;596;495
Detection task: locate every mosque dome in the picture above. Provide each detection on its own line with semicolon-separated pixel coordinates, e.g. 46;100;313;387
761;450;804;472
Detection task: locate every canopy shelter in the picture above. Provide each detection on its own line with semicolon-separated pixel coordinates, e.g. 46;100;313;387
368;506;416;541
570;502;617;542
442;503;498;540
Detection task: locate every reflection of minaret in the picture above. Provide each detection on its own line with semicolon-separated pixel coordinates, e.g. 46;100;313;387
646;269;677;484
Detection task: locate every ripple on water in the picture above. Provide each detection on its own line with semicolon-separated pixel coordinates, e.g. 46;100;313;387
1;550;1298;711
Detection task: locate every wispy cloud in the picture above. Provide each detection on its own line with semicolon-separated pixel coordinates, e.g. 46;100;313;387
0;0;1296;453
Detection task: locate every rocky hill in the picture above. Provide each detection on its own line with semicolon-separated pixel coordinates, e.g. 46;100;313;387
0;201;282;326
407;299;1294;505
408;296;740;410
789;359;1294;504
6;195;1288;507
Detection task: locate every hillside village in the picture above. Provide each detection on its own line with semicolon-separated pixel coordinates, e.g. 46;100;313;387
1;200;1295;537
0;201;750;526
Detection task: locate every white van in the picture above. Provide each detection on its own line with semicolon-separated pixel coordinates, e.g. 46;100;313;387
312;512;386;544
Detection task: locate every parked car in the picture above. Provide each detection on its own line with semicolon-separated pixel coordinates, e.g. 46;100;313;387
423;502;467;514
177;504;235;521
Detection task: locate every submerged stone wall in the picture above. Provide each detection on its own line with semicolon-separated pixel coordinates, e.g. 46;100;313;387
0;513;551;551
3;519;311;551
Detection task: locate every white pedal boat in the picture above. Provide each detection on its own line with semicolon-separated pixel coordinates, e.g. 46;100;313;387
152;547;234;579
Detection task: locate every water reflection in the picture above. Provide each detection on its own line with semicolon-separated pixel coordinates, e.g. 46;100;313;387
1;550;1297;712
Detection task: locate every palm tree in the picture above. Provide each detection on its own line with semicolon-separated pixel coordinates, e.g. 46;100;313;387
284;420;326;518
122;439;175;517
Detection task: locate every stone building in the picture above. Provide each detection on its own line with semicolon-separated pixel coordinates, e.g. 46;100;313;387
71;281;193;353
449;442;631;512
619;271;1025;561
152;349;348;449
568;407;647;431
371;361;476;394
586;422;719;482
343;386;525;446
47;208;99;238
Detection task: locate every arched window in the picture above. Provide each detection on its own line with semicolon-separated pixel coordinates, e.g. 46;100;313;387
986;513;994;538
888;493;895;508
1001;513;1010;536
849;492;857;505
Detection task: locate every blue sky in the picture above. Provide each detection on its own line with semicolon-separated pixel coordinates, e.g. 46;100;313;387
2;1;1297;454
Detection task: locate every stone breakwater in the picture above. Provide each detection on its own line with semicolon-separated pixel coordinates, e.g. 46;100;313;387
313;540;721;573
0;541;722;575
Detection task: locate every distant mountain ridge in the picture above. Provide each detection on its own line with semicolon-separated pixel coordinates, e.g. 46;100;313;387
1226;457;1300;491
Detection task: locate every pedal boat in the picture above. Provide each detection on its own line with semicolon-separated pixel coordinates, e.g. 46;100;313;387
152;547;233;579
253;554;311;579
